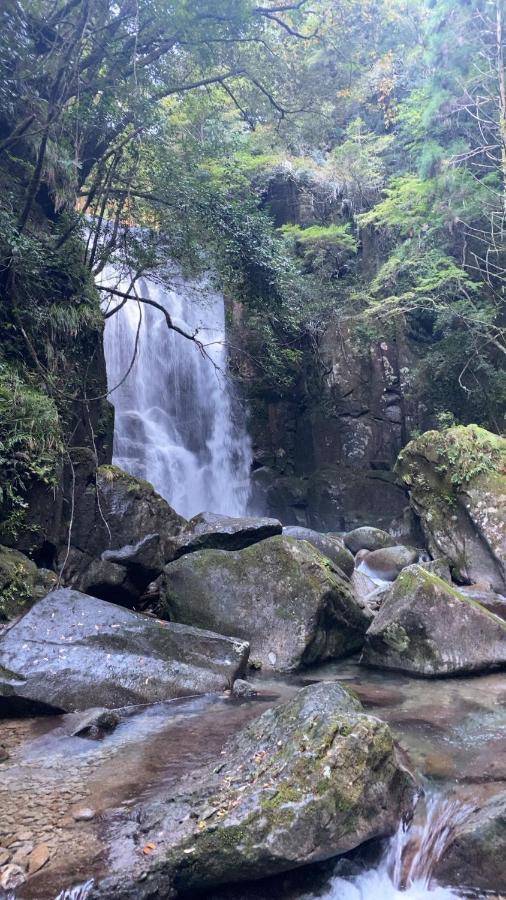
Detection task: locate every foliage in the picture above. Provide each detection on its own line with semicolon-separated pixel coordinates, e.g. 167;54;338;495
0;362;63;540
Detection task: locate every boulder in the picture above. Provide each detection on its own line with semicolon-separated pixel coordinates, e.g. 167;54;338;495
344;527;396;555
0;589;249;712
351;570;389;612
282;526;355;578
62;707;120;738
397;425;506;591
162;536;370;672
434;790;506;893
358;545;420;582
58;466;187;603
173;512;282;559
459;586;506;621
58;547;140;607
0;545;57;622
361;565;506;676
88;682;414;898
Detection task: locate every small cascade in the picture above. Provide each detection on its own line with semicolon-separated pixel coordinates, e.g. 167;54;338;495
323;793;471;900
54;880;94;900
103;271;252;519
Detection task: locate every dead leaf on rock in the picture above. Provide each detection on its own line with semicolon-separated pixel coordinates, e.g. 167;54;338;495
142;842;156;855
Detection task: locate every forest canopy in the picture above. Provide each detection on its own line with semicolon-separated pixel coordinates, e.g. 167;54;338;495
0;0;505;534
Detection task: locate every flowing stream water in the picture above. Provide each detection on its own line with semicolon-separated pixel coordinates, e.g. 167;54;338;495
103;272;252;519
3;662;505;900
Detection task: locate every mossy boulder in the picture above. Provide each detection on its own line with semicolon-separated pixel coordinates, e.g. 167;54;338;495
434;790;506;893
344;526;396;555
162;536;371;672
0;545;56;622
59;465;188;604
361;564;506;676
0;589;249;712
173;512;282;559
282;526;355;578
396;425;506;591
88;682;414;897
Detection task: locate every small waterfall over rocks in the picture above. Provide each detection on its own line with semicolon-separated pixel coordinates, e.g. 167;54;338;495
323;792;470;900
103;271;252;519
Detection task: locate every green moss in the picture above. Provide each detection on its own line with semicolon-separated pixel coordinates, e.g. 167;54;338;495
0;363;63;541
97;464;154;493
261;784;301;811
399;425;506;490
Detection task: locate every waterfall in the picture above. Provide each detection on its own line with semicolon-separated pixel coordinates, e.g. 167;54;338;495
103;271;252;520
322;793;471;900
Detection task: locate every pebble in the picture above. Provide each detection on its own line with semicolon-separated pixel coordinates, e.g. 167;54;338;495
0;863;26;889
72;808;96;822
11;844;34;868
28;843;50;875
16;830;33;842
0;849;9;867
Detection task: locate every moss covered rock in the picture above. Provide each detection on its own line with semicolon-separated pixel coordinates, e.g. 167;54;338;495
361;564;506;676
59;464;188;604
88;682;414;897
162;536;370;672
396;425;506;591
0;545;56;622
282;526;355;578
344;526;397;554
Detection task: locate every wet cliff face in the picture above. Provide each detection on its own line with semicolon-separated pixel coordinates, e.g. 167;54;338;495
245;324;420;533
238;176;428;533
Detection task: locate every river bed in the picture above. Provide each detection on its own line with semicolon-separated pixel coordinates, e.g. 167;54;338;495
1;659;505;899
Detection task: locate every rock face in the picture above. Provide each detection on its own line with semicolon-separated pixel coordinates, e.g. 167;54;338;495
174;512;282;558
435;791;506;893
59;465;187;604
89;682;414;898
397;425;506;591
0;589;249;712
162;536;370;672
282;526;355;578
0;545;57;621
358;545;420;582
361;565;506;676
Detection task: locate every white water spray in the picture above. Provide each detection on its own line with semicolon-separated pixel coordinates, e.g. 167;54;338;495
103;272;252;519
323;793;471;900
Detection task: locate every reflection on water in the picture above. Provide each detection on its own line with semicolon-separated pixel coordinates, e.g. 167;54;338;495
2;659;505;899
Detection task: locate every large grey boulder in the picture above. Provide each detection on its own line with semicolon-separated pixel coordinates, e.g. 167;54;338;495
0;589;248;712
88;682;414;898
282;526;355;578
361;565;506;676
435;790;506;893
397;425;506;591
162;536;370;672
344;526;396;555
173;512;282;559
59;466;187;604
0;545;57;622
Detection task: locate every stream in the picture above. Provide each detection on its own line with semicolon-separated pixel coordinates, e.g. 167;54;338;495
2;659;505;899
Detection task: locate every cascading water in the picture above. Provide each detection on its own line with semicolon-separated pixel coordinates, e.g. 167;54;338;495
103;271;252;519
321;793;471;900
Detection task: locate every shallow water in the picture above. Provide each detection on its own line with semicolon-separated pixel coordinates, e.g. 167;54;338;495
1;660;505;899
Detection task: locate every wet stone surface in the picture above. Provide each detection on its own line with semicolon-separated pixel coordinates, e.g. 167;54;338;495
0;661;505;898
